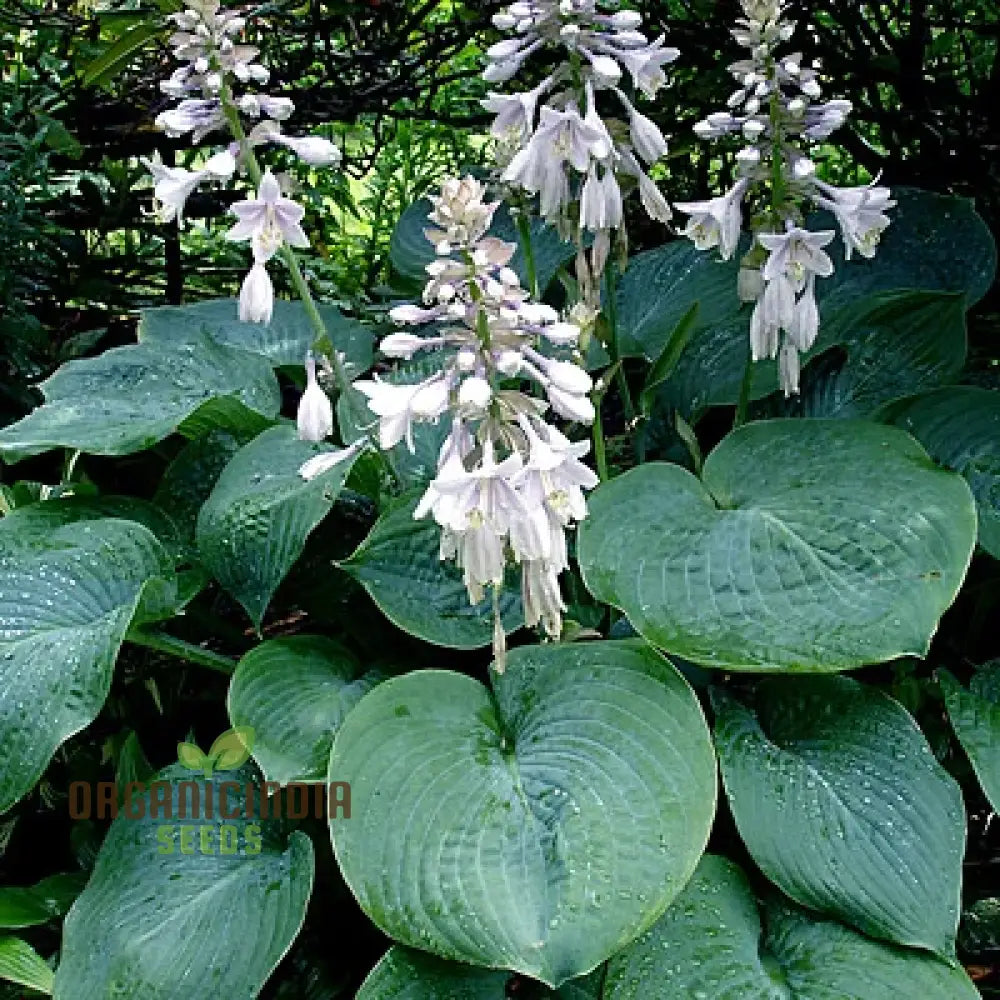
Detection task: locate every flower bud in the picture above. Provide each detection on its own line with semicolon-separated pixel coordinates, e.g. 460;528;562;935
545;359;593;395
496;350;522;376
628;107;668;163
589;54;622;83
278;135;341;167
519;303;559;325
793;157;816;179
487;38;526;60
456;348;478;373
239;263;273;324
610;11;642;30
297;358;334;442
380;333;426;359
458;376;493;411
390;303;434;324
542;322;582;346
547;385;595;424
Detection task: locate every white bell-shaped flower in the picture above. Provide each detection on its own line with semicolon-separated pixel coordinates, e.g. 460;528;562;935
296;358;334;442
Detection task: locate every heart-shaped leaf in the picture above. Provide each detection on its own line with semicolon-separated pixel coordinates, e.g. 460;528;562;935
940;662;1000;813
0;519;175;813
578;419;976;671
228;635;383;784
0;495;184;564
0;330;280;464
781;291;967;420
340;494;523;649
196;424;360;627
54;767;314;1000
357;947;601;999
604;854;979;999
884;386;1000;558
330;639;717;987
714;677;965;956
139;297;372;373
153;429;250;548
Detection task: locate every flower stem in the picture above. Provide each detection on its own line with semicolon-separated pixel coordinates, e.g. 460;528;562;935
593;398;609;481
768;57;786;223
734;335;754;428
603;258;635;429
515;212;539;300
126;627;237;675
217;82;370;434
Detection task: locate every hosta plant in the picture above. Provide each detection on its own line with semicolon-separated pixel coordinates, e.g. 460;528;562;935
0;1;997;999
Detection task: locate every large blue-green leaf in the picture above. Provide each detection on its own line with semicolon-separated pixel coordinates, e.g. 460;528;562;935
54;767;313;999
604;855;979;999
940;662;1000;813
0;330;280;463
139;297;372;373
884;386;1000;558
714;678;965;956
782;291;967;419
340;493;523;649
0;519;174;813
357;947;601;999
227;635;383;784
0;495;184;563
579;419;976;671
196;424;360;627
153;430;249;548
330;640;716;987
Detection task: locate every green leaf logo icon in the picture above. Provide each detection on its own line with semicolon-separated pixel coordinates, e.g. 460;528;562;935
177;727;254;778
210;726;255;771
177;741;209;775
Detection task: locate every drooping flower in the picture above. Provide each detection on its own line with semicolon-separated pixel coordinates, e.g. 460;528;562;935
239;262;273;324
141;149;235;225
353;374;452;452
674;180;748;260
147;0;348;325
296;357;334;442
300;176;598;654
484;0;679;305
677;0;893;393
809;178;896;260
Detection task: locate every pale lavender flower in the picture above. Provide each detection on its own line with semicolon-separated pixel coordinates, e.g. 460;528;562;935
226;170;309;250
674;179;748;260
